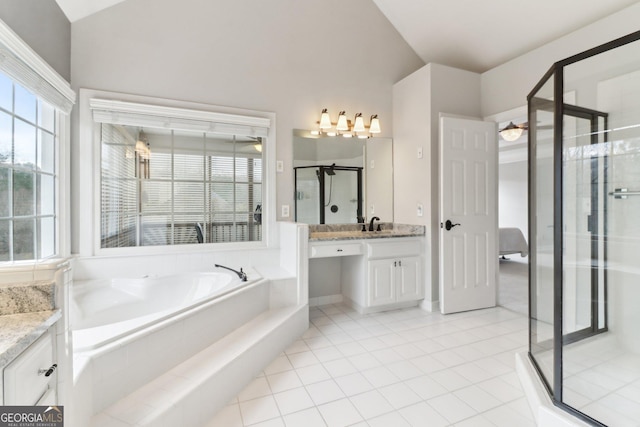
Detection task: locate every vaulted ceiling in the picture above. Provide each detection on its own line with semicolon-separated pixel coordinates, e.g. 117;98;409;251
56;0;639;73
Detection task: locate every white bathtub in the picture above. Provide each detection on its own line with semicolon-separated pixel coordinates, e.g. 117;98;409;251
72;269;272;414
72;269;261;352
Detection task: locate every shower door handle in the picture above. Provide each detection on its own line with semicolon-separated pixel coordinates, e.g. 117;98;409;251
444;220;460;231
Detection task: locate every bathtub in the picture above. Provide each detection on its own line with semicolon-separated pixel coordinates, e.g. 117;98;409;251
72;268;272;414
72;269;262;352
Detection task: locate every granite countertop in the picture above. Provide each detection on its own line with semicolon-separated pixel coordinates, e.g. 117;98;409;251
0;310;61;369
309;223;425;241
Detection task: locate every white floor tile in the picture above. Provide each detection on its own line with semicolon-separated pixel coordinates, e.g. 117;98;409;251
288;351;321;369
322;358;358;378
349;389;394;419
239;396;281;426
282;407;327;427
378;382;422;409
264;355;294;375
305;379;346;406
267;371;304;394
398;401;449;427
427;393;477;424
317;398;363;427
453;384;503;413
367;411;411;427
295;364;332;385
273;387;314;415
404;375;449;400
361;366;400;388
334;372;374;396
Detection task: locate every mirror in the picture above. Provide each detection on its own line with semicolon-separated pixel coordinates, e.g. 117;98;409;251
293;129;393;224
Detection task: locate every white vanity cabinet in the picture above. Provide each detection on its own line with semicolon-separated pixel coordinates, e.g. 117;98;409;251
3;327;57;405
342;237;424;313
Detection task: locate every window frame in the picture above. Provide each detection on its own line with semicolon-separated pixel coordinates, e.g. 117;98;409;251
0;18;74;266
77;89;276;257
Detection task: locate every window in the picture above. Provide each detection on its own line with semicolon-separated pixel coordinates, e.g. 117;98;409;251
0;73;58;261
100;125;263;247
89;97;271;250
0;19;75;263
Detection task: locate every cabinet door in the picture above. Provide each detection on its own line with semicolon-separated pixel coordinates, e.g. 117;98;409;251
368;259;396;306
396;256;423;302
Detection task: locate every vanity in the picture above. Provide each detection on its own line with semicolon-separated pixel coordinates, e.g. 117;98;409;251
0;281;61;406
308;223;425;313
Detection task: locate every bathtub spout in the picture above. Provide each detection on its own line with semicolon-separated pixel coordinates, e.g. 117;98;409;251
214;264;248;282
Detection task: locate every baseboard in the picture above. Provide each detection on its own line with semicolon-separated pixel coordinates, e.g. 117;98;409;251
309;294;343;307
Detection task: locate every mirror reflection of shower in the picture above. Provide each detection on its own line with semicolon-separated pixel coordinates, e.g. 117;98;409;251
295;165;363;224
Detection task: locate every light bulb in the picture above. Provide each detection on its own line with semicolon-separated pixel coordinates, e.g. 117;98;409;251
319;109;332;130
369;115;381;134
336;111;349;131
353;113;365;133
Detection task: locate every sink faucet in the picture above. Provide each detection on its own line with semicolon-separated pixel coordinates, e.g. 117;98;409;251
214;264;248;281
368;216;380;231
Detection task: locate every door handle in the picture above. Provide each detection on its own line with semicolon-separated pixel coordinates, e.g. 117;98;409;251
444;220;460;231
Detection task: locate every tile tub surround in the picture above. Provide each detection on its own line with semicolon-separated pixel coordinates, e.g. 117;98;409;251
0;281;55;315
0;310;61;369
309;223;425;241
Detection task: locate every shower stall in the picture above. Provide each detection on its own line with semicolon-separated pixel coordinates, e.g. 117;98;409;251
294;165;363;224
528;30;640;426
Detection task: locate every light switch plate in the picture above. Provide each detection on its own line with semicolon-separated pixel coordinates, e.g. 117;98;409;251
417;147;423;159
417;203;423;217
276;160;284;173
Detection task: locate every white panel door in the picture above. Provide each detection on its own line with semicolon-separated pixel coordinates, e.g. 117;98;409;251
439;116;498;314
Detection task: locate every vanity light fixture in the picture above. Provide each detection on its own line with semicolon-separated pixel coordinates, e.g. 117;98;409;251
336;111;349;131
312;108;381;138
499;121;525;141
319;108;332;130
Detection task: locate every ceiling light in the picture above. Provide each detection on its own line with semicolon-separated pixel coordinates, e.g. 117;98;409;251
499;122;524;141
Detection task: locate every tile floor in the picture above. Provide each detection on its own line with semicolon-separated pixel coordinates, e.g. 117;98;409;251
206;303;534;427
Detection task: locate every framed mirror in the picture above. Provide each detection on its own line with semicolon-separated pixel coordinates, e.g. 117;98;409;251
293;129;393;224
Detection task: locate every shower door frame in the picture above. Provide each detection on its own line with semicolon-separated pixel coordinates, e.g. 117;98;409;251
294;165;363;224
527;29;640;427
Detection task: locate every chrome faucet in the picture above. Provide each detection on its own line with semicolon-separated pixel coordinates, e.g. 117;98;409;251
368;216;381;231
214;264;248;281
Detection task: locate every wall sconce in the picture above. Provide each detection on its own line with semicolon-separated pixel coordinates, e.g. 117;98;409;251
310;108;381;138
499;121;526;141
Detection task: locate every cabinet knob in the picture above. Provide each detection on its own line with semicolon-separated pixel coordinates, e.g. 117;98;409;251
337;249;343;252
399;260;402;267
38;364;57;377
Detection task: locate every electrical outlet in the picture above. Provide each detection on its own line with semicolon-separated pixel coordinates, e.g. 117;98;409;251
417;203;423;217
370;204;375;215
276;160;284;173
370;160;375;169
281;204;290;218
417;146;423;159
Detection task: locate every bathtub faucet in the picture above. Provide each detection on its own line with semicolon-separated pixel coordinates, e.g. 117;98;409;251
214;264;248;282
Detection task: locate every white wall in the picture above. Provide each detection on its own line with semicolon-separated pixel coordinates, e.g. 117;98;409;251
69;0;424;254
481;2;640;117
393;63;481;304
498;160;528;237
0;0;71;80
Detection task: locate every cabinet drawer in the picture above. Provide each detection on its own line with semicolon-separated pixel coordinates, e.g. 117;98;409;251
310;242;363;258
4;329;55;405
367;239;422;259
